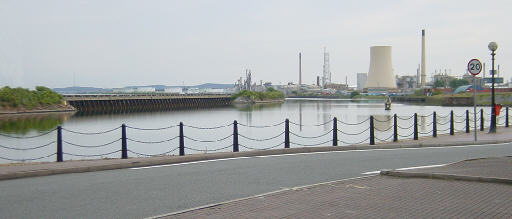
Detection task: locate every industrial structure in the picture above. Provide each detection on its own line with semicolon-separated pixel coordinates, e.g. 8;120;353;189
299;52;302;86
421;29;427;88
357;73;367;91
322;47;331;87
236;69;254;91
365;46;397;90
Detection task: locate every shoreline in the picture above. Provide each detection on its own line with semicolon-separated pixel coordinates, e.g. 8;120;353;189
0;105;77;116
252;99;285;104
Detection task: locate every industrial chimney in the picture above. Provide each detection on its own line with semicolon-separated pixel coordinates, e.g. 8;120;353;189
421;29;426;87
299;52;302;86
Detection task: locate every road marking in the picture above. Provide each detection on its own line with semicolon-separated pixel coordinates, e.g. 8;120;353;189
361;170;380;175
130;142;509;170
131;157;252;170
361;163;448;175
396;163;447;171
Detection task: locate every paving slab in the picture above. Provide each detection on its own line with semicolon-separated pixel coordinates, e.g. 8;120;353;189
382;156;512;183
154;156;512;218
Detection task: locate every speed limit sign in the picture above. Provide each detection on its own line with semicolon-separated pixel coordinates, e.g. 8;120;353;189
468;59;482;75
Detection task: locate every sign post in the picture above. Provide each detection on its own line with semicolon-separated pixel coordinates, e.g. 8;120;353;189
468;59;482;141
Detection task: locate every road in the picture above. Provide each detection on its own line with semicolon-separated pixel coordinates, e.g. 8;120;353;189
1;143;511;218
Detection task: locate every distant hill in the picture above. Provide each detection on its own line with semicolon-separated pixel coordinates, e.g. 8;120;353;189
52;86;112;94
124;85;167;90
190;83;235;89
126;83;235;89
52;83;235;94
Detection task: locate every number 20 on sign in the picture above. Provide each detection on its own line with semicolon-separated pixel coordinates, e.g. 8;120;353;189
468;59;482;75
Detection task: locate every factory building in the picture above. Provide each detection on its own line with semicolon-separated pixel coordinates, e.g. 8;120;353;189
164;87;184;94
357;73;367;91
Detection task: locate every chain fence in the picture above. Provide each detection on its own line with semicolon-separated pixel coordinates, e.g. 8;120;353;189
1;107;509;163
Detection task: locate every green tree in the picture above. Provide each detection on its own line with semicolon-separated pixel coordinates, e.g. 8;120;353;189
350;91;360;98
0;86;62;109
413;89;423;96
433;79;446;88
449;79;469;90
231;89;284;101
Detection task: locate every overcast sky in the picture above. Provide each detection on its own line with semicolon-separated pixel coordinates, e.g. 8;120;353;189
0;0;510;89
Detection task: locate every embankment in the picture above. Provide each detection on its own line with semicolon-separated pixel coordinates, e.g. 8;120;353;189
0;104;76;115
392;93;512;106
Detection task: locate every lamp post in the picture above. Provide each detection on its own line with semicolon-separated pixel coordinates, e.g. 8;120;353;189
488;42;498;133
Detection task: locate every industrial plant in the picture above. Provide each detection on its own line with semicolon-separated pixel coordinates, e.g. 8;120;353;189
55;29;511;97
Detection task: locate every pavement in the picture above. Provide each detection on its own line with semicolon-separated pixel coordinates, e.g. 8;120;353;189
153;156;512;218
1;127;512;181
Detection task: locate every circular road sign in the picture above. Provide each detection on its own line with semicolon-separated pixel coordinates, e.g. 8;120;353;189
468;59;482;75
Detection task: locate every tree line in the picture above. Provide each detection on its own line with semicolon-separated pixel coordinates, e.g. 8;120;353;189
0;86;63;109
231;88;285;100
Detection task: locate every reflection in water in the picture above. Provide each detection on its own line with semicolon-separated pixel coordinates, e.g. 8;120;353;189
420;116;426;132
0;112;74;134
233;103;283;126
373;115;393;131
322;101;332;130
299;101;302;131
74;105;234;117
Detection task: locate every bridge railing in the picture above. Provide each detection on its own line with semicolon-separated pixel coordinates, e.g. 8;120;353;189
0;107;509;163
63;93;231;99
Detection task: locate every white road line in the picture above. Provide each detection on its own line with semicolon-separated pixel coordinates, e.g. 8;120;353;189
396;164;447;171
361;171;381;175
361;163;448;175
130;142;509;170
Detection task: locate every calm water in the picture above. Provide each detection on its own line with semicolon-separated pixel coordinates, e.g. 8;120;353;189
0;98;502;163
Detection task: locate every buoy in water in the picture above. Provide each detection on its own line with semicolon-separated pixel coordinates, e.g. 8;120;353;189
385;96;392;110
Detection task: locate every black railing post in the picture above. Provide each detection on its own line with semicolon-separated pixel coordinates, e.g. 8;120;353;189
179;122;185;156
284;119;290;148
369;116;375;145
57;126;63;162
506;107;509;128
413;113;418;140
465;110;470;133
233;120;239;152
393;114;398;142
332;117;338;146
433;111;437;137
121;124;128;159
450;110;454;135
480;109;484;131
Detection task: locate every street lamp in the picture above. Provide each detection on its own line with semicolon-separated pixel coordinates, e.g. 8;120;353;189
488;42;498;133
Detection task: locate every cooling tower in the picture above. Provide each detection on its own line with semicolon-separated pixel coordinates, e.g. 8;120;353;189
365;46;397;89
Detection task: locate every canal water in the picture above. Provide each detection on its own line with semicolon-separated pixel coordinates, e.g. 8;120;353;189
0;98;503;163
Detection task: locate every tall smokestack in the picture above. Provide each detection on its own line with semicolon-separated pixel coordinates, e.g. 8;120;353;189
299;52;302;86
421;29;426;87
416;64;420;88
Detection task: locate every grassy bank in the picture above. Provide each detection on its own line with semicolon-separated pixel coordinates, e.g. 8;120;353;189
398;92;512;106
352;95;387;100
231;88;285;101
0;86;63;110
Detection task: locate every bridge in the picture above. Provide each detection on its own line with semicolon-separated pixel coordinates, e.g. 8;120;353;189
62;94;232;112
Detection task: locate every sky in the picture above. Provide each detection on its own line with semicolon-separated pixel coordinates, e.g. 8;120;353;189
0;0;511;89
